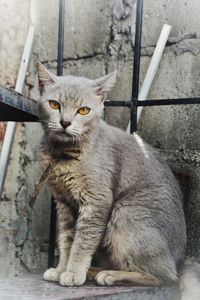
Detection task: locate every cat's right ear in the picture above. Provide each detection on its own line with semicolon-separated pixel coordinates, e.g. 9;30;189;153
92;71;117;102
36;62;56;94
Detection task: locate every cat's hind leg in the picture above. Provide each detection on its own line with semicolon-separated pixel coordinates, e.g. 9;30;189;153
102;196;179;286
95;270;160;286
44;201;75;282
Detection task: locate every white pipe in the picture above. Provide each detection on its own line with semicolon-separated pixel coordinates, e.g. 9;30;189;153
30;0;37;25
126;24;172;132
15;25;35;94
0;25;35;199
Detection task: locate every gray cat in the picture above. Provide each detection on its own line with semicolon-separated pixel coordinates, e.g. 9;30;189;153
36;62;199;298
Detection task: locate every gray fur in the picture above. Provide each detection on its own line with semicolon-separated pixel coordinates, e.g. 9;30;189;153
36;62;187;288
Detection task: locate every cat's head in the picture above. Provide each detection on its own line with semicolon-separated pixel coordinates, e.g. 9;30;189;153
36;62;117;145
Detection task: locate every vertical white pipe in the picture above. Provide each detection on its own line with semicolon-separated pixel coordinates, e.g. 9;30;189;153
15;25;35;94
126;24;172;132
0;25;35;199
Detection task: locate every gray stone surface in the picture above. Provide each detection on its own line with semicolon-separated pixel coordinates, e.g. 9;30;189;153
0;122;50;278
1;0;200;283
141;0;200;47
33;0;111;62
0;274;180;300
0;0;30;87
139;46;200;150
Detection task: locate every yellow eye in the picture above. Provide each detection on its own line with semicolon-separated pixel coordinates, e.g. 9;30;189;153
49;100;60;110
77;106;91;115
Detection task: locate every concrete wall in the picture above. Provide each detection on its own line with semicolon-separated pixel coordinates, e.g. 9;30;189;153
1;0;200;277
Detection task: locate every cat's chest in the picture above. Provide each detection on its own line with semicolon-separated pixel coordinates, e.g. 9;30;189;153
46;158;84;200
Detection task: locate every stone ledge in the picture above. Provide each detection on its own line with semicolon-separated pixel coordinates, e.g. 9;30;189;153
0;274;180;300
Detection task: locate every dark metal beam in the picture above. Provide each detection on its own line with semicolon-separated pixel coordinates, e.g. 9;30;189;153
0;85;38;121
105;100;131;107
105;97;200;107
130;0;144;133
137;98;200;106
57;0;65;77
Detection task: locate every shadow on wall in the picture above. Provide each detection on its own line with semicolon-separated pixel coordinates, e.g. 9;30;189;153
168;158;200;259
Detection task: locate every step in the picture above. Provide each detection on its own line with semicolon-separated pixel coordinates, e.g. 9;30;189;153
0;274;180;300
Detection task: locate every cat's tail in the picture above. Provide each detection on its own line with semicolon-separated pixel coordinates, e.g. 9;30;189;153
179;258;200;300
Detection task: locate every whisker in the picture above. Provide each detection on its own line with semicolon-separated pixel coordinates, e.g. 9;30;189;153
78;135;86;153
48;126;59;129
48;121;57;125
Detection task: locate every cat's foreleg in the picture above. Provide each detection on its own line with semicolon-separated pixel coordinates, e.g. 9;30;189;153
59;204;109;286
44;201;75;282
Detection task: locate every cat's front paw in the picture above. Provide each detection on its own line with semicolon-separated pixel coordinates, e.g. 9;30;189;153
59;271;86;286
43;268;60;282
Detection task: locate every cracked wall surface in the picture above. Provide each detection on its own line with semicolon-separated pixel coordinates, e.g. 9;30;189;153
1;0;200;278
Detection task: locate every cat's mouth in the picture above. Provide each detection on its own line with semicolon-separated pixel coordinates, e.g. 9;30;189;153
48;128;77;144
54;129;72;137
59;130;71;136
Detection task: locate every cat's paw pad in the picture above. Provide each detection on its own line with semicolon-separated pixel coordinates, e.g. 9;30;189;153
43;268;60;282
59;271;86;286
95;270;117;286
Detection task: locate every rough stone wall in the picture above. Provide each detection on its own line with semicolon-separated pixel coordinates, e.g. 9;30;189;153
1;0;200;278
0;0;30;278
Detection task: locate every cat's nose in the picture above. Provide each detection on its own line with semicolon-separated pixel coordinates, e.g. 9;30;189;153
60;120;71;129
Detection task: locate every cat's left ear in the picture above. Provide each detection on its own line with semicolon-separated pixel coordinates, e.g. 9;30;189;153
36;62;57;94
93;71;117;101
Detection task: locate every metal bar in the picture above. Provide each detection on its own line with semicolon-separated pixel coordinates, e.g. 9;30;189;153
130;0;143;133
0;104;38;121
105;97;200;107
0;86;38;121
48;197;57;268
105;100;131;107
137;98;200;106
57;0;65;76
48;0;65;268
